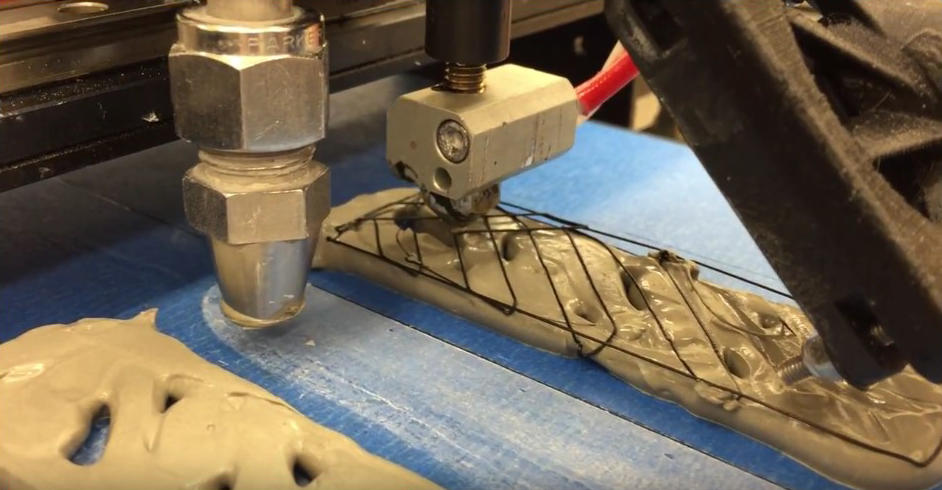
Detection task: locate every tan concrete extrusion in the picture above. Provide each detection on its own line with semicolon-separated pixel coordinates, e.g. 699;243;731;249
316;188;942;490
0;310;439;490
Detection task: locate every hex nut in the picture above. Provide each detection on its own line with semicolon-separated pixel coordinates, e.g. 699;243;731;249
183;162;330;244
170;51;327;153
168;10;327;152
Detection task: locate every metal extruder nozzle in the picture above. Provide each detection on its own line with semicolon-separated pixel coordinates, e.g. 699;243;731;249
386;64;580;222
169;0;329;327
182;149;329;327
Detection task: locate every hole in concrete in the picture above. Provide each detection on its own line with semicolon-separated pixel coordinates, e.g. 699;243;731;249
58;1;109;14
723;349;752;379
433;167;452;192
758;312;787;333
500;233;521;261
292;458;317;487
573;300;602;324
68;404;111;465
208;471;235;490
622;272;646;310
162;393;180;413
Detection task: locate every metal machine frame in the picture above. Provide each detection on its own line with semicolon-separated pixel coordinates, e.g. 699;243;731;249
0;0;603;191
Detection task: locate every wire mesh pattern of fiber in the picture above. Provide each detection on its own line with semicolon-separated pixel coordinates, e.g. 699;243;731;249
327;192;942;466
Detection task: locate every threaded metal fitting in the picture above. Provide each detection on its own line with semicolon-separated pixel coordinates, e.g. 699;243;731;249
443;62;486;93
778;356;812;384
777;335;844;385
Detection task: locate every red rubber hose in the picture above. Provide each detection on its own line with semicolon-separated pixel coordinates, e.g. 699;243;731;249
575;52;640;117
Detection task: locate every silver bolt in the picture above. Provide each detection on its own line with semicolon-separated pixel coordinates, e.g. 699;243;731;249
778;356;812;384
437;120;469;163
778;335;843;385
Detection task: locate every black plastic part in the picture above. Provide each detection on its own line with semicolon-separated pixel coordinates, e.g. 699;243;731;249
606;0;942;387
425;0;511;65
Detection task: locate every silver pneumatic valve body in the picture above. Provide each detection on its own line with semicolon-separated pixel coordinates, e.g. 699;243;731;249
169;0;329;327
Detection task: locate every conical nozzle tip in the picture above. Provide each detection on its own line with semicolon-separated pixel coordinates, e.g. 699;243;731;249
210;238;314;328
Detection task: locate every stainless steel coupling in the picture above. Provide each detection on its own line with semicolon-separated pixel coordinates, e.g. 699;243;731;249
169;0;330;328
